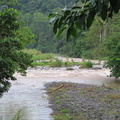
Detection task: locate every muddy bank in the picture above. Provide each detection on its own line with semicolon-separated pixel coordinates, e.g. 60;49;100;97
45;82;120;120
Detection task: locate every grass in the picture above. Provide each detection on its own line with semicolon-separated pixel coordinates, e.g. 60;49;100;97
54;113;72;120
32;61;49;66
0;109;24;120
11;109;23;120
22;49;55;61
55;100;61;105
54;114;88;120
22;49;56;67
32;53;55;61
79;91;85;94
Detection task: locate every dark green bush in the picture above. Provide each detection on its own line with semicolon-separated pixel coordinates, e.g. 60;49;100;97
80;61;93;68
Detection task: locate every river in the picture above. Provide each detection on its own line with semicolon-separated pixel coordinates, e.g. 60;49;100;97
0;64;119;120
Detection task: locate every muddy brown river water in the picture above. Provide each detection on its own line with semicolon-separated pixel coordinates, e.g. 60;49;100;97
0;59;119;120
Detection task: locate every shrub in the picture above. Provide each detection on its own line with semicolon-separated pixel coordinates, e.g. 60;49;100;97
104;35;120;79
49;59;63;67
80;61;93;68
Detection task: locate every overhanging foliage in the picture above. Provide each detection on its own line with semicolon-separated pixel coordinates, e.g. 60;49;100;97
0;6;34;96
49;0;120;40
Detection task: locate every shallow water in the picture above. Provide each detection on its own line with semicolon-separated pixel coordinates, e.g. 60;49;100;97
0;77;53;120
0;67;119;120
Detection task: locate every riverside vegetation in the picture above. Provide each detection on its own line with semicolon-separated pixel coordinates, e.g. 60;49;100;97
22;49;94;68
0;110;23;120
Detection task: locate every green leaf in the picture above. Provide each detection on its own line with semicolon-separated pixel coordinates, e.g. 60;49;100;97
56;26;67;38
66;27;71;41
85;1;90;6
72;5;82;10
100;5;107;21
53;18;59;34
71;26;77;37
96;1;102;15
48;13;56;20
49;17;56;24
79;14;86;30
64;10;71;16
87;10;95;28
58;16;66;28
113;0;120;13
75;21;81;29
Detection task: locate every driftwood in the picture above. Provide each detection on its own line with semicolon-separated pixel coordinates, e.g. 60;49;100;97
47;84;64;93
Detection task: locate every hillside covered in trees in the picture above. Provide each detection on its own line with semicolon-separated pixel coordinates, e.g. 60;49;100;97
17;0;120;60
16;0;75;53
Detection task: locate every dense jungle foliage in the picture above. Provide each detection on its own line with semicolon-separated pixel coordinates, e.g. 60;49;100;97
15;0;120;60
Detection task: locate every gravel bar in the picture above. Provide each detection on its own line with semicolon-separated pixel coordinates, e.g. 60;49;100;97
45;82;120;120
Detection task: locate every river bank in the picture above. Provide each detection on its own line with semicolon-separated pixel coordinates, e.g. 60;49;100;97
45;82;120;120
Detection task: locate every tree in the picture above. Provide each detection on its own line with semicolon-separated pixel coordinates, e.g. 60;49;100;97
49;0;120;40
49;0;120;79
17;0;78;53
81;18;107;59
104;13;120;79
0;4;35;97
104;34;120;79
